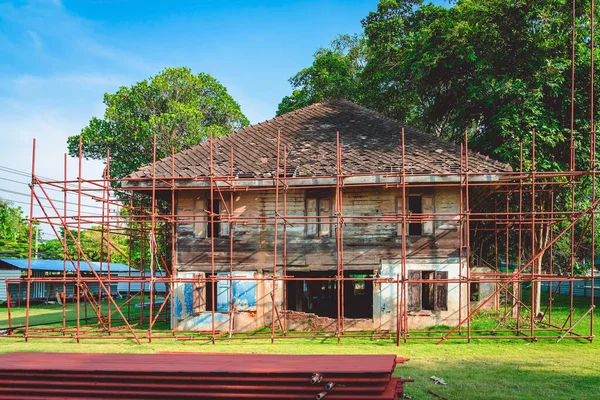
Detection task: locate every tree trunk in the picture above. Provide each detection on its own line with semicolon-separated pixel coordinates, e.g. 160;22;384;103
534;255;543;317
533;194;552;318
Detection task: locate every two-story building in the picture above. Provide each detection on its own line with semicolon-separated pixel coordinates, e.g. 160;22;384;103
127;99;511;333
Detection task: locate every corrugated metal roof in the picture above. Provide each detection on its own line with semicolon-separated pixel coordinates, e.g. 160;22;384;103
0;353;410;399
0;258;131;273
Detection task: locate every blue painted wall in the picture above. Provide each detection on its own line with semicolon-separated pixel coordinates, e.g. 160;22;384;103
172;271;257;331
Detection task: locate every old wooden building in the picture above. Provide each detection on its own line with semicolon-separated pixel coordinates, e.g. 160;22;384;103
128;99;511;333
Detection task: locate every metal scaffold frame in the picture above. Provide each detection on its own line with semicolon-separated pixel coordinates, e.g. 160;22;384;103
0;0;597;346
0;120;596;345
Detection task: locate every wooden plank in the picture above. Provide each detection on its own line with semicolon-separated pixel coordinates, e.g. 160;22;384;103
435;271;448;311
407;270;421;312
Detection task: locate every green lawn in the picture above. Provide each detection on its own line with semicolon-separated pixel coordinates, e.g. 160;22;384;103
0;292;598;400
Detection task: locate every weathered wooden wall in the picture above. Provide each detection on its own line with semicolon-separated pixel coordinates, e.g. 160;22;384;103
175;186;461;273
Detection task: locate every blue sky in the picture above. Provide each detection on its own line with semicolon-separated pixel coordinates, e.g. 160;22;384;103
0;0;442;229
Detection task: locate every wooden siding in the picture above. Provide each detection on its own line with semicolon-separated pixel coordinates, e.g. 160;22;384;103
175;186;462;272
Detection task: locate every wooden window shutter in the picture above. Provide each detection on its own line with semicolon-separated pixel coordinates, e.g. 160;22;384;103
422;194;434;235
306;198;318;237
395;196;405;237
407;270;422;312
434;271;448;311
219;200;231;237
194;199;207;238
319;198;331;237
192;272;206;313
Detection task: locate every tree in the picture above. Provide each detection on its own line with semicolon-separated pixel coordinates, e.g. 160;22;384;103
68;67;249;179
0;199;31;258
280;0;600;316
276;35;367;115
361;0;597;171
39;226;131;265
279;0;597;171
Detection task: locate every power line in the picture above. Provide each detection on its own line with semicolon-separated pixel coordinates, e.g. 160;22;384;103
0;163;140;200
0;188;108;210
0;176;100;199
0;175;64;193
0;164;58;182
0;198;105;217
0;165;101;191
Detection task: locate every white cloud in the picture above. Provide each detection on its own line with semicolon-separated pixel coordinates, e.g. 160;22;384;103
26;30;42;50
11;73;131;89
0;104;105;233
0;0;155;76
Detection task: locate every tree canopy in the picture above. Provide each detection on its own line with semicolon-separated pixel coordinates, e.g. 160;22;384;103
277;0;600;269
68;67;249;179
39;226;131;265
0;199;30;259
276;35;366;116
278;0;598;172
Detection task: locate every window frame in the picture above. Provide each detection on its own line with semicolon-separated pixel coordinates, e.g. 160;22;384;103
407;270;448;312
305;196;332;238
195;198;230;238
407;194;423;236
395;192;435;237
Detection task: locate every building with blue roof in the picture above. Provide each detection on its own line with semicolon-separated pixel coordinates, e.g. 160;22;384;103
0;258;133;302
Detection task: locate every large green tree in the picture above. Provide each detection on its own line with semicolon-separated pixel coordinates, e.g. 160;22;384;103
279;0;598;172
361;0;599;171
279;0;600;315
276;35;367;116
0;199;31;258
39;226;131;265
68;67;249;179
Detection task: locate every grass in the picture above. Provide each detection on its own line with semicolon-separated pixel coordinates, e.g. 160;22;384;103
0;292;598;400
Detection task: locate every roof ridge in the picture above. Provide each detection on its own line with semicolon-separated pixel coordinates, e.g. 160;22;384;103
331;98;512;171
128;98;512;179
143;101;335;175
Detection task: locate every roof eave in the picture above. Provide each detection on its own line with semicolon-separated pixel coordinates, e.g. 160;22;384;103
122;172;512;190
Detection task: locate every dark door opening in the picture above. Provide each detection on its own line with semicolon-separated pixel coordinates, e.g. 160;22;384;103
421;271;435;310
287;271;373;318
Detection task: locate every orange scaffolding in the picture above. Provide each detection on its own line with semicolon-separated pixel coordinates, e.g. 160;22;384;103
0;1;597;346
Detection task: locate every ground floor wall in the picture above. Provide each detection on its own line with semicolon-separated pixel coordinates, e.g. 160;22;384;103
171;271;283;332
171;257;470;332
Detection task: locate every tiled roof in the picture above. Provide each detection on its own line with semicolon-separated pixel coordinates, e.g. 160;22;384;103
130;99;511;179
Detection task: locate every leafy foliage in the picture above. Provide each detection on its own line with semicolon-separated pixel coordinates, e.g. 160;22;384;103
280;0;600;266
276;35;367;116
39;226;131;265
68;67;249;179
0;199;30;258
279;0;598;172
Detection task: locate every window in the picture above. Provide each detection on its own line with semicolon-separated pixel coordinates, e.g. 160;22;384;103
408;195;422;235
306;197;331;237
194;199;207;237
191;272;256;313
192;272;211;312
470;282;480;302
194;199;230;238
396;193;434;237
407;270;447;311
207;200;222;238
